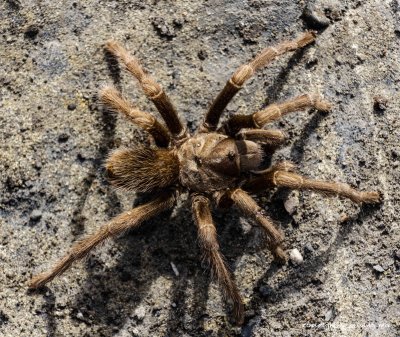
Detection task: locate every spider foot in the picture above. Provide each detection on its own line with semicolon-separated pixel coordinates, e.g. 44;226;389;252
359;191;382;204
28;272;51;289
310;93;332;112
272;245;288;264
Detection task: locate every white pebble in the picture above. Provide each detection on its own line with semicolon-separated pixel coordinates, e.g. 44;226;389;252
170;261;180;277
134;305;146;320
289;248;304;264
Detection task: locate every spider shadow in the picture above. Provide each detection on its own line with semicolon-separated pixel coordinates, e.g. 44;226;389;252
65;43;280;335
290;109;328;163
68;46;328;335
71;204;186;335
243;202;382;329
27;287;57;337
70;194;262;336
27;48;124;336
267;110;329;209
265;47;310;102
236;100;381;330
37;34;380;336
163;204;269;335
238;104;381;330
70;48;122;237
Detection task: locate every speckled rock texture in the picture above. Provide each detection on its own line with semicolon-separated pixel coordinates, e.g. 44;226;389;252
1;0;399;336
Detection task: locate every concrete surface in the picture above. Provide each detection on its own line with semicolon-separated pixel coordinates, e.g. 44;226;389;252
1;0;399;336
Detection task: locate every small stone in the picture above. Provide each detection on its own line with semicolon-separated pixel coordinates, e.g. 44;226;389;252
58;133;69;143
134;305;146;320
170;261;180;277
76;311;84;320
284;193;299;215
324;308;335;321
24;25;40;39
372;265;385;273
237;21;262;43
152;17;176;39
173;17;184;28
197;50;208;60
289;248;304;265
304;243;314;255
67;103;76;111
302;4;330;29
30;209;42;221
54;310;64;318
373;95;388;113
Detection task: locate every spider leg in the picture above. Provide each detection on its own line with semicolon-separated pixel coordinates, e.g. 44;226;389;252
244;164;381;204
105;40;187;140
191;194;244;325
237;129;286;146
223;93;332;136
100;86;170;147
202;31;317;132
29;191;176;289
227;189;287;263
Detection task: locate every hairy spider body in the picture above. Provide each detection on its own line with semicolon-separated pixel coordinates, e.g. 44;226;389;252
177;133;262;192
29;32;381;325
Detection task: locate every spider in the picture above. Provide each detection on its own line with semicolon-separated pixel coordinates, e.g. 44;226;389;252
29;31;381;325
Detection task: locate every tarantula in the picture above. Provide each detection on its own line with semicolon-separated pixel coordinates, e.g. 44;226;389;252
29;31;381;324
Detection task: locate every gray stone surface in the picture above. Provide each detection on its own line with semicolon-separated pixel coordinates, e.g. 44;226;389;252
1;0;399;336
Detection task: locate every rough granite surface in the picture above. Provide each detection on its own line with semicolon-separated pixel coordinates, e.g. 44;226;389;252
1;0;399;336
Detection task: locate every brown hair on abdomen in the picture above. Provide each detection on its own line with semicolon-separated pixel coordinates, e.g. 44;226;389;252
105;147;179;192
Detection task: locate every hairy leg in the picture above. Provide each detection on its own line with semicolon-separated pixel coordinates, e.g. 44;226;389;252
237;129;286;146
191;194;244;325
244;164;381;204
29;192;176;289
272;171;381;203
100;86;170;147
228;189;287;263
202;31;317;131
223;93;331;136
243;161;296;193
105;40;186;139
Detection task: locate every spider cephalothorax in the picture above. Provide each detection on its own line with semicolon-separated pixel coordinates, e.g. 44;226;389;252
29;32;381;325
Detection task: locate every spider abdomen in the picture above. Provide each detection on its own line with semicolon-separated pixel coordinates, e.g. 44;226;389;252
177;133;262;192
105;147;179;192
